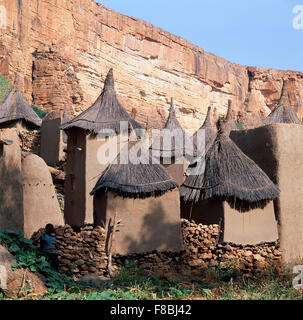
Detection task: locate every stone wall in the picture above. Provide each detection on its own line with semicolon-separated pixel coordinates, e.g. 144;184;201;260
31;219;282;279
182;219;281;273
19;129;40;154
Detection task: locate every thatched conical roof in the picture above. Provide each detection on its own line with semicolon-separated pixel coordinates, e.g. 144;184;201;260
192;106;216;157
62;106;71;144
180;118;280;203
224;100;239;133
150;98;190;159
90;142;178;199
0;78;42;128
62;106;71;124
263;80;301;125
61;69;142;135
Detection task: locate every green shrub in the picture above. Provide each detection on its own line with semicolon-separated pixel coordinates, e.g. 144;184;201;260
0;75;11;104
139;90;146;97
0;231;76;292
32;105;49;119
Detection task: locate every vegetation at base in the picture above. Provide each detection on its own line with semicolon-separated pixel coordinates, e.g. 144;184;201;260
32;105;49;119
56;193;64;212
236;121;244;130
0;231;303;300
0;75;11;104
0;231;76;292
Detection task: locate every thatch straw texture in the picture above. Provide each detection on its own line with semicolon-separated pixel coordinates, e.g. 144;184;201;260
150;99;191;159
180;119;280;203
61;69;142;135
90;142;178;199
224;100;238;134
0;79;42;127
192;106;216;157
263;80;301;125
62;106;71;144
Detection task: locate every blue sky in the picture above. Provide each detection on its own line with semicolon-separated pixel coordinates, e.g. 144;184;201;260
98;0;303;72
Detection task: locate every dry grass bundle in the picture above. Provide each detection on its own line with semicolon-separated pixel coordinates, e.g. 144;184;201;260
192;106;216;157
224;100;238;134
62;106;71;144
180;118;280;204
61;68;142;135
90;142;178;199
150;98;191;159
263;80;301;125
0;78;41;128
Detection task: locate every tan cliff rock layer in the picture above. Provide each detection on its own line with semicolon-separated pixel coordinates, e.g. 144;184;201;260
0;0;303;133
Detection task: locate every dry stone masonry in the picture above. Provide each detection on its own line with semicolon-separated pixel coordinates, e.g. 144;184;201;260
31;219;282;279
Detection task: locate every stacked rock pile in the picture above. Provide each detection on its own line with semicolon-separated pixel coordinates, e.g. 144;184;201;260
32;225;109;278
31;219;282;278
181;219;282;273
19;129;40;153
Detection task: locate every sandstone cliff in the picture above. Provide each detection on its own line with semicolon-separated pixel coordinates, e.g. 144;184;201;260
0;0;303;133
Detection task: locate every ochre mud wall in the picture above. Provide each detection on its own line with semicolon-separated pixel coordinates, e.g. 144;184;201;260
231;124;303;265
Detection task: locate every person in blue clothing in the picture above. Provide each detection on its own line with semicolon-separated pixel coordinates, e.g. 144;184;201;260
40;224;59;271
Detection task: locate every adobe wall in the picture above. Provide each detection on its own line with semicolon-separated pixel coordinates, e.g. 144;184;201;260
64;128;86;227
0;128;24;233
85;133;129;225
181;198;278;245
94;189;183;255
223;201;278;245
231;124;303;265
22;153;64;238
0;120;40;153
161;156;189;185
64;129;129;227
40;110;65;166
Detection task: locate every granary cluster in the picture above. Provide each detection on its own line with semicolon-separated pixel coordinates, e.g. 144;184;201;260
0;77;63;238
0;69;303;267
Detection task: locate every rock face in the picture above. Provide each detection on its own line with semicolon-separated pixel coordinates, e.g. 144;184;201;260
1;0;303;133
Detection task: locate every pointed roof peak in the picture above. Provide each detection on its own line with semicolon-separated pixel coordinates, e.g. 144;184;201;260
62;105;71;124
222;100;238;133
150;97;189;158
203;106;212;126
262;79;301;125
216;116;229;137
279;79;290;107
192;106;216;156
61;68;140;134
13;74;20;90
0;76;42;128
225;100;234;121
103;68;114;90
167;97;176;119
163;98;181;131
